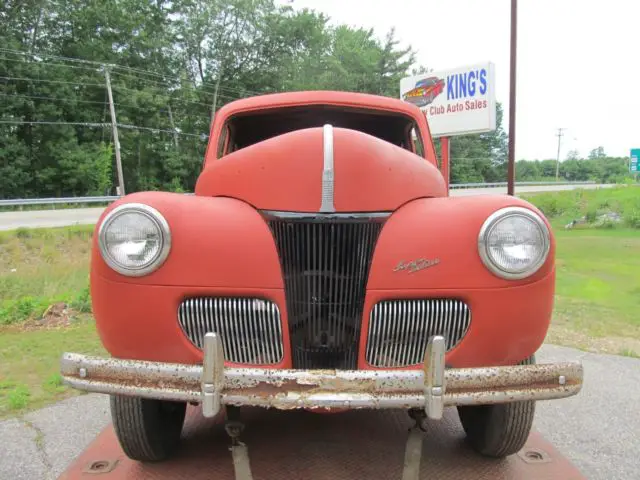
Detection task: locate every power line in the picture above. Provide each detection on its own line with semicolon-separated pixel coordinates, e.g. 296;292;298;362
110;69;189;89
0;47;104;67
0;120;110;127
117;123;204;137
0;119;206;137
1;76;229;108
0;75;104;88
555;127;565;180
0;90;218;113
0;92;108;105
0;55;100;74
104;71;242;107
0;47;265;98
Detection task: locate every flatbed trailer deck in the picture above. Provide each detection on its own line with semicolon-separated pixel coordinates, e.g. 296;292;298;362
58;406;584;480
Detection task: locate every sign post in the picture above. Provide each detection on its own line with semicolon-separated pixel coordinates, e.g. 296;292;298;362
441;137;450;192
631;149;639;177
508;0;518;195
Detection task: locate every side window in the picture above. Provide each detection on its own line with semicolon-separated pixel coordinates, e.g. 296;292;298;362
412;127;425;159
217;125;229;158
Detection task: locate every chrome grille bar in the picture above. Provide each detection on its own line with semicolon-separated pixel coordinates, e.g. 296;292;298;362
178;297;284;365
266;212;386;370
366;299;471;368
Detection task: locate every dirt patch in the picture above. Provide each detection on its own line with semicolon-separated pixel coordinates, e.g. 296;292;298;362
546;324;640;357
20;302;74;331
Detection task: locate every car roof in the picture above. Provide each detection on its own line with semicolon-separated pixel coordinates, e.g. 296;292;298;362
215;90;424;121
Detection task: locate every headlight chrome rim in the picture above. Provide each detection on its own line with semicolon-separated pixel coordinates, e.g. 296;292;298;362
98;203;171;276
478;206;550;280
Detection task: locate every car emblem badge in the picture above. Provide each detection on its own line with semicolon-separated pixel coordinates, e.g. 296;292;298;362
393;258;440;273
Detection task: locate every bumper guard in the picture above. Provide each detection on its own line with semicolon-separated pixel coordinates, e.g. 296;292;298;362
60;334;583;420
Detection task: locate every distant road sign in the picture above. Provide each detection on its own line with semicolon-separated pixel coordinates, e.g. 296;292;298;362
631;149;639;173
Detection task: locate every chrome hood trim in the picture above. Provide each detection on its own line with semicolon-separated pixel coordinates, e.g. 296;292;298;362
319;124;335;212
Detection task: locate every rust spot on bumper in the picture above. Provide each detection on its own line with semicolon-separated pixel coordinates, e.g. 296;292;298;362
60;352;584;411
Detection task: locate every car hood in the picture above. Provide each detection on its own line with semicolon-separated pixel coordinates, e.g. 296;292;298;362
195;126;446;213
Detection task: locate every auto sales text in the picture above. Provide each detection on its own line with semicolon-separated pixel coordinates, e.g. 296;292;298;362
427;99;487;116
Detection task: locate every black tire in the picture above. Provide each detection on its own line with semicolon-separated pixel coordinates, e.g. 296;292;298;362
457;355;536;458
110;395;186;462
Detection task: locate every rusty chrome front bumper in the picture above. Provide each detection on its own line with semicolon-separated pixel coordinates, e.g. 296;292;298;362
60;334;583;420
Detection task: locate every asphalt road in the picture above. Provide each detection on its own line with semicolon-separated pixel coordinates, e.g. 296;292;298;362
0;344;637;480
0;184;614;231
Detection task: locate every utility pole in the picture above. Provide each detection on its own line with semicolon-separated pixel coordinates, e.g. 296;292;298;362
167;103;179;149
210;73;222;128
555;127;565;181
104;68;125;196
507;0;518;196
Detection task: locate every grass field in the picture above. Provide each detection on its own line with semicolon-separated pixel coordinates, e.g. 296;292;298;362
0;318;105;417
548;228;640;356
0;225;102;418
0;225;94;324
0;186;639;417
523;186;640;356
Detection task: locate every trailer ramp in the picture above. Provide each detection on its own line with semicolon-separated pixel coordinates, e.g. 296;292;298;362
58;406;584;480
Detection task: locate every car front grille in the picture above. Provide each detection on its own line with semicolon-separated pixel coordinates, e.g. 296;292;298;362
178;297;284;365
265;212;387;369
365;299;471;367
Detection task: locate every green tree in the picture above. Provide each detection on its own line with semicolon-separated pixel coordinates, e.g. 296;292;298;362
588;146;606;159
449;103;508;183
2;0;631;198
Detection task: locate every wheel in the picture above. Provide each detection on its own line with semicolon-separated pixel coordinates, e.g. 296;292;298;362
110;395;186;462
457;355;536;458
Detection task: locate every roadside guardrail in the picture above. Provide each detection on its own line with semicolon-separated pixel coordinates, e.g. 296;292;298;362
0;181;598;208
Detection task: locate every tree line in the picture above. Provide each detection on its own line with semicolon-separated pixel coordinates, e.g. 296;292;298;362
449;143;632;185
0;1;633;199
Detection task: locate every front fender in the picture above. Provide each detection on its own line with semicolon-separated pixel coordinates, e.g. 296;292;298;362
368;195;555;290
90;192;282;288
362;195;556;367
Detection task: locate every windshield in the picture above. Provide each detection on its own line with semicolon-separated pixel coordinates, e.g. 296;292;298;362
218;105;418;157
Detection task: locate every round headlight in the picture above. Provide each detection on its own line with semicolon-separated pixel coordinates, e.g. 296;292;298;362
478;207;550;280
98;203;171;276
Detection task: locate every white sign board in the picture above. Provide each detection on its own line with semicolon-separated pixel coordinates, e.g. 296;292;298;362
400;62;496;137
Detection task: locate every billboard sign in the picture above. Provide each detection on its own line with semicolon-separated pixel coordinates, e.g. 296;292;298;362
631;149;639;173
400;62;496;137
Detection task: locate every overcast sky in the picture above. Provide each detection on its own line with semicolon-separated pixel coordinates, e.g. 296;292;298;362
288;0;638;160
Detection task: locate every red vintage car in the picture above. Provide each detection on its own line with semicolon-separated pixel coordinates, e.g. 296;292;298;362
61;91;583;464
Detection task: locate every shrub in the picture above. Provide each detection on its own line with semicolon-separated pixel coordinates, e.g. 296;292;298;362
585;210;597;223
7;384;30;410
70;285;92;313
624;209;640;228
0;296;53;325
43;373;66;394
598;219;617;229
534;196;561;217
15;227;31;239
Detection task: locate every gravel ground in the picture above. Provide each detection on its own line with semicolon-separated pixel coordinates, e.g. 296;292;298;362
0;343;637;479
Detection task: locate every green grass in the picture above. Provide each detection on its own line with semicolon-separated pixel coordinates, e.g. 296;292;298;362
522;185;640;229
0;225;93;325
524;186;640;354
0;225;100;416
548;227;640;351
0;317;104;418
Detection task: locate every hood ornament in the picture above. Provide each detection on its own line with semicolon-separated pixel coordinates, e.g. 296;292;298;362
393;258;440;273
